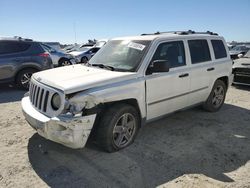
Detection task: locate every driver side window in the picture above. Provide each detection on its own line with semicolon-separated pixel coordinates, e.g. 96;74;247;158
151;41;186;69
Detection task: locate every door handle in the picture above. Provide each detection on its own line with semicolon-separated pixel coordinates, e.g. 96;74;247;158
207;67;215;71
179;73;189;78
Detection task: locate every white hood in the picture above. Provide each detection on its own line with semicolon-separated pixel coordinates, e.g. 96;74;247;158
32;65;137;94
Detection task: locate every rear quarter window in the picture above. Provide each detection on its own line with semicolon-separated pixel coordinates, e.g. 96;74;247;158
0;41;31;54
211;40;227;59
188;40;211;64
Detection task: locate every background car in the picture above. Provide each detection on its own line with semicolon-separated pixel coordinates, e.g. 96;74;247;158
69;46;100;63
233;50;250;85
40;43;76;66
230;45;249;59
0;37;53;89
94;39;108;47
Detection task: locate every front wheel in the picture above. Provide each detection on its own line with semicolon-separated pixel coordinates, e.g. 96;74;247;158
203;80;227;112
58;58;72;66
95;104;140;152
81;57;88;64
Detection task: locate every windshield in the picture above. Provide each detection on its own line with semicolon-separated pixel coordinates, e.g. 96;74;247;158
231;46;246;51
89;40;151;71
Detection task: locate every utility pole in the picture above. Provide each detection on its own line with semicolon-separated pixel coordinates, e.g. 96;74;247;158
74;22;77;44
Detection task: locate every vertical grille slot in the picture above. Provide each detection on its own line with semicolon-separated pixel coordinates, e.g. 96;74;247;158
39;89;44;110
43;91;49;112
32;86;37;105
29;83;34;102
35;87;40;107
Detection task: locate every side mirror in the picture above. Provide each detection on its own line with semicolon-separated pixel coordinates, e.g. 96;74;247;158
238;54;243;58
148;60;170;74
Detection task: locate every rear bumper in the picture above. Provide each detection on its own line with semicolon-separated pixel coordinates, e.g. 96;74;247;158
22;96;96;149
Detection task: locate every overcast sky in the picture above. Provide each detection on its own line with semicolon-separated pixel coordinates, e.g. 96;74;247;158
0;0;249;44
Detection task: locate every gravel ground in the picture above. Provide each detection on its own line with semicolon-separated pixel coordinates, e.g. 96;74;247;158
0;83;250;188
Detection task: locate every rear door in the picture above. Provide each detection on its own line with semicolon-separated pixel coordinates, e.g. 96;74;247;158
0;41;31;80
187;39;214;106
145;40;190;120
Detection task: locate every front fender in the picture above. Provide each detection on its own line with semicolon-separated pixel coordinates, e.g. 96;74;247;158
68;79;146;119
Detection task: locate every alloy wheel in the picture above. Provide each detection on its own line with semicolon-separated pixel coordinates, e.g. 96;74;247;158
113;113;136;148
21;72;32;89
212;85;225;108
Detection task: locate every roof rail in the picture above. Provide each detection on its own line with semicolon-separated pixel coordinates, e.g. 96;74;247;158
14;36;33;41
141;30;218;36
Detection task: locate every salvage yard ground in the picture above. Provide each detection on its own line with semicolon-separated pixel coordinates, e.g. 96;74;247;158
0;84;250;188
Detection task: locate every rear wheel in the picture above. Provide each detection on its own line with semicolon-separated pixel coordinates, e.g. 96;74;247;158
203;80;226;112
95;104;140;152
16;68;37;90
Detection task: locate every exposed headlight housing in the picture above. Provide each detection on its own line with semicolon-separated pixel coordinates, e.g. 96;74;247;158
51;93;61;110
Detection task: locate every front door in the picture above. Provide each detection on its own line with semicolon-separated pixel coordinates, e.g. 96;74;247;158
145;40;190;120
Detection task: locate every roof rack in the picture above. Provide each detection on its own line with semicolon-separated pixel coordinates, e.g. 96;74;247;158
141;30;218;36
14;36;33;41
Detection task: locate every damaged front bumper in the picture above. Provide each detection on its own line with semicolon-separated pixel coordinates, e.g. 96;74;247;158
21;97;96;149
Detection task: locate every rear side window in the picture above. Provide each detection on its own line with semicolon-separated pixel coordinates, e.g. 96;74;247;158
0;41;31;55
211;40;227;59
188;40;211;64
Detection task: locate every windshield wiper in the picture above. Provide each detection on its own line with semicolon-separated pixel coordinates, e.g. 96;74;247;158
91;64;115;71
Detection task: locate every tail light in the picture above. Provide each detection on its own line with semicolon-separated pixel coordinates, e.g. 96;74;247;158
37;52;50;58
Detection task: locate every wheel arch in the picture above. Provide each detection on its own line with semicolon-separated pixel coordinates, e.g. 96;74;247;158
14;66;40;83
58;57;70;62
86;98;144;129
217;76;229;89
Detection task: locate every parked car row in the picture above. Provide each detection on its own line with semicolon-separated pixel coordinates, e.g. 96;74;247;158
0;37;106;89
64;39;107;63
40;43;76;66
229;45;249;59
69;46;100;63
233;50;250;85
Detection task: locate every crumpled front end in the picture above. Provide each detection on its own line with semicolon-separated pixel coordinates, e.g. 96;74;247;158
22;96;96;149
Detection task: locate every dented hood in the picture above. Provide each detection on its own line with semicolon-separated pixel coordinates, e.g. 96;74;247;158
32;64;137;94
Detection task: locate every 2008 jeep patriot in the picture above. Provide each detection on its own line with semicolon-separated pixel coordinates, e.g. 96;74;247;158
22;31;233;152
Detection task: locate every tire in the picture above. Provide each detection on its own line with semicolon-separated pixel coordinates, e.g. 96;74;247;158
203;80;227;112
58;58;72;67
95;103;140;152
81;57;88;64
16;68;37;90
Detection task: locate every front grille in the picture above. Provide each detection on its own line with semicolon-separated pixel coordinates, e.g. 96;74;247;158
233;67;250;84
29;82;50;113
28;78;65;117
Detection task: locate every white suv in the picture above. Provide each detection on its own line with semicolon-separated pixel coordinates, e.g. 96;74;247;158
22;31;233;152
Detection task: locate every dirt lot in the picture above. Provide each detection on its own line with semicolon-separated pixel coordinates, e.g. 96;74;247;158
0;84;250;188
